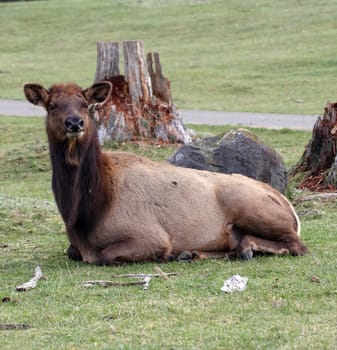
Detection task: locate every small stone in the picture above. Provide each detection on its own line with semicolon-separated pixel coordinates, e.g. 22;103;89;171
310;276;320;284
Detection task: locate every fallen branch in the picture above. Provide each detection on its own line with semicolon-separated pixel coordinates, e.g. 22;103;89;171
111;271;177;279
85;267;176;290
0;324;32;330
16;266;43;292
83;280;147;288
296;192;337;202
154;266;171;280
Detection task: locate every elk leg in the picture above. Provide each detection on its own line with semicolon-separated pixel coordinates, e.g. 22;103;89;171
238;235;291;259
178;250;233;262
282;237;308;256
239;234;308;259
66;244;83;261
97;240;171;266
177;225;242;262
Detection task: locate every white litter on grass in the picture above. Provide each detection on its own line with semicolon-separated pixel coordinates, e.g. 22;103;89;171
16;266;43;292
221;274;248;293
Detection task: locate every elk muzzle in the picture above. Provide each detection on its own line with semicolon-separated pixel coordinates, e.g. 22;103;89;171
65;116;84;139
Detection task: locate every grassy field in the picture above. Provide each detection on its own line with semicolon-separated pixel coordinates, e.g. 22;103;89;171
1;0;337;348
1;116;336;349
1;0;337;114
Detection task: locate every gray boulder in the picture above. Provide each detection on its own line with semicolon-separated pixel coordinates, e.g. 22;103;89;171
168;128;288;193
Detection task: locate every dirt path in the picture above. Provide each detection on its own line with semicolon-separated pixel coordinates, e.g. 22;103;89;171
0;99;317;131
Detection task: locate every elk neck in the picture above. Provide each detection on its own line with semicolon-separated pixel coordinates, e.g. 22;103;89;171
48;128;112;234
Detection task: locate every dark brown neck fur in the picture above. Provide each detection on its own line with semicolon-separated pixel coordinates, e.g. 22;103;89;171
48;123;112;235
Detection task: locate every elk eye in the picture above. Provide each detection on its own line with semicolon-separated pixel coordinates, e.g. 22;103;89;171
81;101;88;109
49;103;56;111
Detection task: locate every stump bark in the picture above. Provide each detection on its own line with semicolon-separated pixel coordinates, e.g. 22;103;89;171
291;101;337;191
94;41;120;81
91;40;191;145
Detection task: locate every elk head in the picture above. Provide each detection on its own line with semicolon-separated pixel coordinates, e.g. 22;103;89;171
23;81;112;144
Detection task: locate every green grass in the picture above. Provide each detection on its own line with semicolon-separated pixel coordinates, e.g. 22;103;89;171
1;116;336;349
1;0;337;114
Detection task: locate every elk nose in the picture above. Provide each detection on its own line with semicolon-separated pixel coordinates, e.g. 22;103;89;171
65;116;84;133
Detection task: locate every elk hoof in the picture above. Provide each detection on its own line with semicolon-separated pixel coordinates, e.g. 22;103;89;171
167;254;176;262
178;251;193;262
66;245;83;261
240;249;253;260
177;250;200;262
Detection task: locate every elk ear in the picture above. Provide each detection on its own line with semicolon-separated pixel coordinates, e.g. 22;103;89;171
83;81;112;104
23;83;50;109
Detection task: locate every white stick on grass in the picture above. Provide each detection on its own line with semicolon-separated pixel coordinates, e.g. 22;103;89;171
16;266;43;292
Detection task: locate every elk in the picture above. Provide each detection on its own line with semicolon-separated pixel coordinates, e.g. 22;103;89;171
23;81;308;265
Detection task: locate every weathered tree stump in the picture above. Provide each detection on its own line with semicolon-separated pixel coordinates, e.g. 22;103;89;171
94;41;120;81
91;40;191;145
291;101;337;191
147;52;173;106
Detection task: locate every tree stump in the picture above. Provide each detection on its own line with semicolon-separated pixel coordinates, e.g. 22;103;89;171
291;101;337;191
91;40;191;145
94;41;120;81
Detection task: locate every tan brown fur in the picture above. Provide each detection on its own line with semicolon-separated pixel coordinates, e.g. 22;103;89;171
23;81;308;265
66;139;81;166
